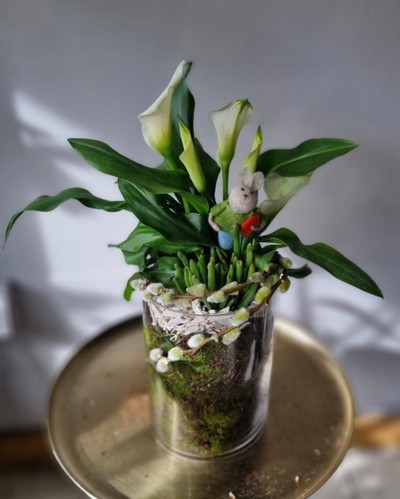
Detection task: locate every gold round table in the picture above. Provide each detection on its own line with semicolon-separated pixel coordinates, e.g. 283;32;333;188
48;317;354;498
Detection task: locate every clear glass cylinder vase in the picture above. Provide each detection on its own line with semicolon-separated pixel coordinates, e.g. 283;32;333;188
142;299;274;458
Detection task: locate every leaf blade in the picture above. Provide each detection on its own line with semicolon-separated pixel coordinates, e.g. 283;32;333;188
171;79;195;157
261;228;383;297
4;187;126;244
68;138;190;194
118;179;215;247
257;138;358;177
114;223;201;255
141;256;179;287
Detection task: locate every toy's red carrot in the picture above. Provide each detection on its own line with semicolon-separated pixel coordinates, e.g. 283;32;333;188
240;213;261;237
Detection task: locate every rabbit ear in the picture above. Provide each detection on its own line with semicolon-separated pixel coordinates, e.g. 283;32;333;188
251;171;265;191
241;168;254;188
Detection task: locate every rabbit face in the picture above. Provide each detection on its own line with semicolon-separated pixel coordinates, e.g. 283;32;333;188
228;185;258;213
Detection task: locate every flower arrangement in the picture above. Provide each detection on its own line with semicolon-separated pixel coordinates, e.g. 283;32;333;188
6;61;382;315
5;61;382;457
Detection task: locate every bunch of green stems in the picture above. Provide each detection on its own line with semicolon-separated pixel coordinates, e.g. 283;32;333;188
173;235;289;311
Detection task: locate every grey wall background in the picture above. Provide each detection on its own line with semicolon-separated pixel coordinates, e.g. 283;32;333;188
0;0;399;429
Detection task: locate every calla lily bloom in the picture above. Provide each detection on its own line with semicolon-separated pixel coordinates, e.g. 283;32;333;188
138;61;192;157
243;126;263;172
259;173;310;220
179;120;206;193
210;99;253;166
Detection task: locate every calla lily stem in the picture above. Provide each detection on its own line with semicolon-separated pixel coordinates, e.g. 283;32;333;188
221;160;231;200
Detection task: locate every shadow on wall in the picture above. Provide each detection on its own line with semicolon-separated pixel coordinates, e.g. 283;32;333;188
319;297;400;414
279;276;400;415
0;47;105;286
0;38;137;334
8;281;121;341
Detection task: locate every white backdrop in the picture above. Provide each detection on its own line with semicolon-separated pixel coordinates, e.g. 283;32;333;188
1;0;399;429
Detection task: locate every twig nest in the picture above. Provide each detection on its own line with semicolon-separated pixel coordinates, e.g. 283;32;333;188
147;299;232;340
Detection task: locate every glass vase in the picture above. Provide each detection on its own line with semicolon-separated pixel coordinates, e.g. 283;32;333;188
142;298;274;458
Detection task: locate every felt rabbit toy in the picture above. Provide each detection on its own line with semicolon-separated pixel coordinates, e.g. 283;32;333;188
209;169;265;249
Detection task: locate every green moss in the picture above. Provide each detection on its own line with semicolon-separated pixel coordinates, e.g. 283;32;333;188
142;301;272;457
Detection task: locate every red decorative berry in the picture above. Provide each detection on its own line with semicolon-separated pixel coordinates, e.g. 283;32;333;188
240;213;261;236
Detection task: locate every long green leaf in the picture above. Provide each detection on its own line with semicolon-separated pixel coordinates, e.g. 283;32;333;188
4;188;126;244
261;228;383;297
114;223;201;255
118;179;215;247
180;192;209;215
287;264;312;279
119;245;149;268
155;191;185;213
257;138;358;177
123;272;142;301
68;139;190;194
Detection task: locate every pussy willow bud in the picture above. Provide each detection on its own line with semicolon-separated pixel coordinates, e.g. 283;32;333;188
279;277;291;293
222;281;239;295
188;333;205;348
231;307;250;326
168;346;184;362
158;292;173;303
149;348;163;362
254;286;271;304
207;290;226;303
250;272;264;283
263;274;275;288
222;327;241;345
146;282;164;295
280;257;293;269
186;283;207;297
156;357;170;373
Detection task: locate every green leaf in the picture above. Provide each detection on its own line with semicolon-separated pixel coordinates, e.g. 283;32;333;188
4;188;126;244
171;79;195;157
261;228;383;297
123;281;135;301
68;139;190;194
123;272;142;301
180;192;209;215
118;179;215;247
195;139;220;204
114;223;201;255
120;245;149;268
254;250;276;271
257;138;358;177
141;256;178;287
156;191;185;213
287;264;312;279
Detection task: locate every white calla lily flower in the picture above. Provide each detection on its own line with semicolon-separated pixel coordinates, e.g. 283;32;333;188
210;99;253;166
260;173;310;220
138;61;192;156
179;120;206;193
243;126;263;172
